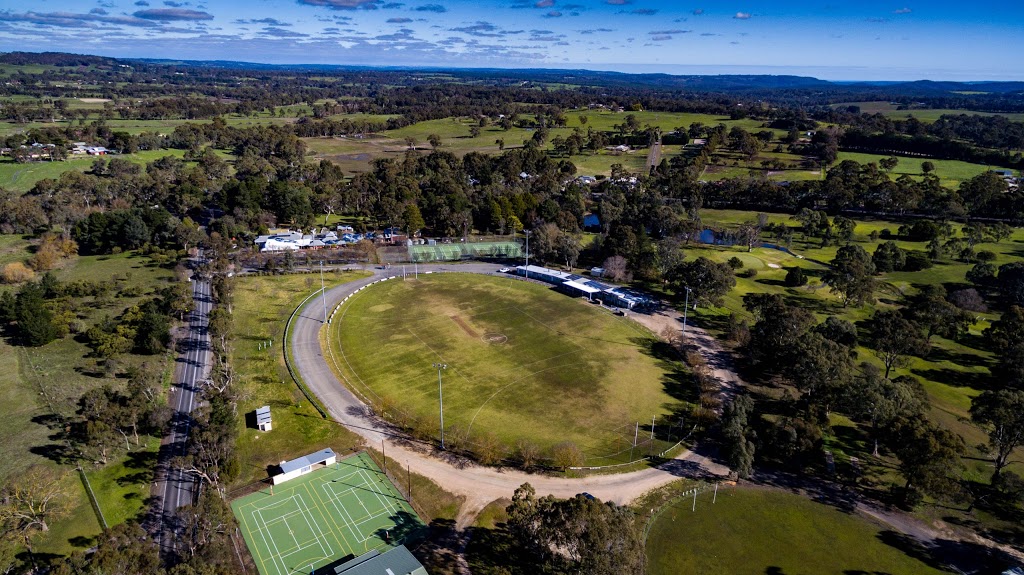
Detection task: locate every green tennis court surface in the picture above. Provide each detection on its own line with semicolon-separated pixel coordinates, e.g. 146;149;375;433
231;452;426;575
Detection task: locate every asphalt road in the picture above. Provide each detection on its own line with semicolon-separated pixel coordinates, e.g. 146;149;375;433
288;263;729;526
154;274;212;554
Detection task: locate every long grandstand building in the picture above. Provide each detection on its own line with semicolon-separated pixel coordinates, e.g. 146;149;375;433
514;265;653;310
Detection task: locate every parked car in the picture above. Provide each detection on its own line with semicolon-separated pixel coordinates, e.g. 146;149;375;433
498;267;511;273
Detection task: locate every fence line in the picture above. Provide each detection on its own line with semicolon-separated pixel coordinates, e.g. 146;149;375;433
78;466;108;530
641;481;727;545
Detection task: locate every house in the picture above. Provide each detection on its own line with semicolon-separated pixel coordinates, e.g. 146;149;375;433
272;448;337;485
330;545;427;575
577;175;596;185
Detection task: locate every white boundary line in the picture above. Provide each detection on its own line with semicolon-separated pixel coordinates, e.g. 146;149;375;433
249;493;335;575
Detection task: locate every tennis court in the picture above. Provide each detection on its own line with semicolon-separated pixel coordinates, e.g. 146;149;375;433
231;452;426;575
409;241;522;262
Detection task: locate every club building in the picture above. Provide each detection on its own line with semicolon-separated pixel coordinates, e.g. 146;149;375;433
272;448;337;485
514;265;652;310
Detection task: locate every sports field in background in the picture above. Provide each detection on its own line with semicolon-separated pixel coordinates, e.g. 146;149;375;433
231;452;426;575
328;273;688;466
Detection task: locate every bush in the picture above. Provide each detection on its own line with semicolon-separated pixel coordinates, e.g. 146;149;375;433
976;250;997;262
903;252;933;271
1;262;35;284
549;441;584;470
727;256;744;269
784;267;807;287
738;268;757;278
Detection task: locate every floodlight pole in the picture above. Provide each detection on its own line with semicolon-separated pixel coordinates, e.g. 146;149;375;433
433;363;447;449
524;229;531;279
681;286;693;337
320;260;329;324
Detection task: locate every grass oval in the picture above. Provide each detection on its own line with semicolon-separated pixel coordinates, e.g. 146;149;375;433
330;274;689;466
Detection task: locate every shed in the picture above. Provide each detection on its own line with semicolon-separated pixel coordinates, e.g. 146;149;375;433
273;448;337;485
255;405;272;432
331;546;427;575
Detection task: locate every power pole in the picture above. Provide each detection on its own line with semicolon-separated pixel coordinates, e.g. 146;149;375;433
320;260;329;324
433;363;447;449
681;286;693;337
524;229;532;279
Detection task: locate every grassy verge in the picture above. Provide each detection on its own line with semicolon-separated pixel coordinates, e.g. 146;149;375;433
646;487;947;575
227;271;372;487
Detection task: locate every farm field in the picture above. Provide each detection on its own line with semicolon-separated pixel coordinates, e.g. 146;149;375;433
646;488;947;575
0;149;203;193
328;273;688;466
836;151;1016;187
832;101;1024;122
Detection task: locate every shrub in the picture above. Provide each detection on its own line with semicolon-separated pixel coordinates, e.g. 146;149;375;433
727;256;744;269
738;268;757;278
549;441;584;470
1;262;35;284
903;252;933;271
784;267;807;287
976;250;997;262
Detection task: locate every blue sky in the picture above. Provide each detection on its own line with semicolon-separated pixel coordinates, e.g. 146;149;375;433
1;1;1021;80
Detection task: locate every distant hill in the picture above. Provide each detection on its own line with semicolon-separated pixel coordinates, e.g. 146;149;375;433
0;51;120;67
3;50;1023;96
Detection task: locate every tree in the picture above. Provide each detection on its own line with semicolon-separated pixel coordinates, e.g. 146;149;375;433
966;262;997;288
984;306;1024;389
921;161;935;174
823;245;876;307
880;156;900;173
722;395;756;478
842;364;927;456
505;483;644;575
872;241;906;273
867;309;928;378
556;233;581;269
0;465;72;550
971;389;1024;482
402;203;425;235
602;255;631;283
888;418;963;504
997;262;1024;307
495;138;505;151
784;266;807;287
667;257;736;307
906;285;973;342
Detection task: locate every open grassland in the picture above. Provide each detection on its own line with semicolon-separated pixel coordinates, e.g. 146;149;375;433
0;149;205;193
832;101;1024;122
0;246;177;555
836;151;1016;188
328;273;688;465
0;114;296;139
646;488;946;575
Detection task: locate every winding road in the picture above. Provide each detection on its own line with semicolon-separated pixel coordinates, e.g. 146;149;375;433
288;263;733;524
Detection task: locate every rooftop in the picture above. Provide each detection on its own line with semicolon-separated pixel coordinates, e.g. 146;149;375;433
279;448;336;475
